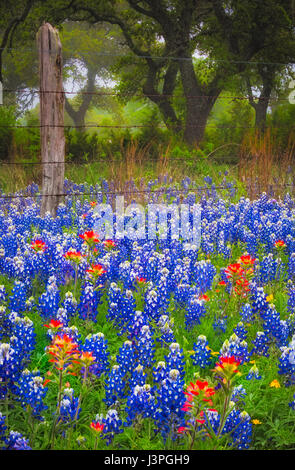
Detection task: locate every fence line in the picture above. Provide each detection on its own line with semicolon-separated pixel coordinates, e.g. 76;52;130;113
0;156;240;165
3;88;290;102
1;123;295;130
1;46;295;66
0;183;294;200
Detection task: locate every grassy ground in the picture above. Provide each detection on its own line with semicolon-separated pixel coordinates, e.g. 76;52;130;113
0;156;241;195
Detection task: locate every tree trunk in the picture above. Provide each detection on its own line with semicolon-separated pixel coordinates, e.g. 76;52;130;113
37;23;65;217
179;58;220;146
255;95;270;131
143;60;182;133
247;68;274;133
65;67;96;129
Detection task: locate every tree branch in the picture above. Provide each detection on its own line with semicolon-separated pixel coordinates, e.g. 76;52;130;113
0;0;34;82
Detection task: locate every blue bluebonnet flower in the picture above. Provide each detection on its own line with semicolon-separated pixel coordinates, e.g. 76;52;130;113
246;364;262;380
288;313;295;336
213;316;228;333
261;304;289;347
10;315;36;363
231;385;247;403
252;331;270;357
287;280;295;315
278;335;295;385
25;296;35;312
289;393;295;410
0;285;6;303
9;280;27;314
4;431;31;450
154;369;186;442
144;287;164;322
62;292;78;318
233;322;248;341
250;284;269;317
192;260;217;293
102;409;123;446
0;412;7;440
174;282;191;307
259;253;280;284
56;308;69;327
289;253;295;281
59;388;81;423
15;369;48;419
239;304;255;323
204;409;220;434
79;283;100;322
104;365;126;406
137;326;155;369
129;364;147;389
82;332;109;378
117;340;137;375
192;335;212;368
222;408;252;450
0;342;21;398
153;361;168;384
107;283;126;327
125;384;157;425
38;275;60;319
185;296;206;330
157;315;175;345
0;306;7;340
127;310;148;340
220;334;250;364
165;343;185;378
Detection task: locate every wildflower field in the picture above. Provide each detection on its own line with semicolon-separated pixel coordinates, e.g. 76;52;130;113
1;176;295;451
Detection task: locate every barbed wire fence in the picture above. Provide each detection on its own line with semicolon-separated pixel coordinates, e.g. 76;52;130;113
0;48;295;205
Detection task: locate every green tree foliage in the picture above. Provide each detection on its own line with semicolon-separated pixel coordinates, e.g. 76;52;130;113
50;0;295;146
1;0;295;151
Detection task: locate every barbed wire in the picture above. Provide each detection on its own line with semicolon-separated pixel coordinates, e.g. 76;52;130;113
1;46;295;66
2;88;290;102
0;123;294;130
0;183;294;200
0;156;239;165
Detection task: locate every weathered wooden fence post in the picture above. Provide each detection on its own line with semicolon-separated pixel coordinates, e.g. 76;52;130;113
37;23;65;217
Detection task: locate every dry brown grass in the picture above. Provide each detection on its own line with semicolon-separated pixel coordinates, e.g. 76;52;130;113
106;138;178;204
238;129;295;199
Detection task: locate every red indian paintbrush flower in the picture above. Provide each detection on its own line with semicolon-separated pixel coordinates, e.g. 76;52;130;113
90;421;104;433
214;356;240;377
103;239;116;249
86;264;106;279
47;334;80;372
177;426;189;434
31;239;46;252
79;230;100;245
274;240;286;249
64;250;84;264
238;254;256;265
182;379;216;411
44;319;63;330
224;263;244;279
234;277;250;296
199;294;209;301
80;351;95;368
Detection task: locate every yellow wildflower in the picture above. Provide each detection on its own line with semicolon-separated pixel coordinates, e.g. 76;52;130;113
270;379;281;388
252;419;262;425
